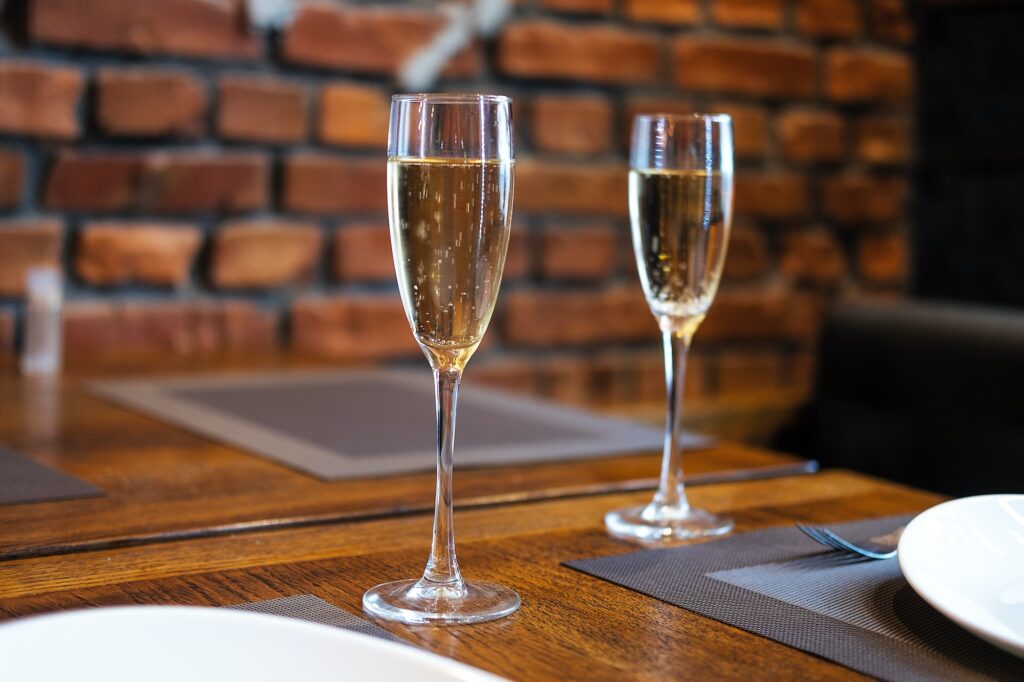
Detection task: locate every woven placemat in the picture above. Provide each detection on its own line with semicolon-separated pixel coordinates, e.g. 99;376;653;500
0;445;101;506
89;369;709;480
566;516;1024;681
225;594;400;642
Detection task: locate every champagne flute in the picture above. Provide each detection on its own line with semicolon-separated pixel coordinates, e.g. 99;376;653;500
362;94;519;624
605;114;735;543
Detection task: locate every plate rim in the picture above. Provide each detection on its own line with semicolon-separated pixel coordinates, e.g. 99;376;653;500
0;604;507;682
898;493;1024;657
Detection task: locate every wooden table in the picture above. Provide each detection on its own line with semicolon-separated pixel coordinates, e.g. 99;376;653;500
0;371;812;559
0;470;943;680
0;368;945;680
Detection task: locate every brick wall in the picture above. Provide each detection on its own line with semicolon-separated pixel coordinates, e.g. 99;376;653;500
0;0;913;420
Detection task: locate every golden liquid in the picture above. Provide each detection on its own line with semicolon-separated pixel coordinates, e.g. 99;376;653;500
629;169;732;335
389;158;514;370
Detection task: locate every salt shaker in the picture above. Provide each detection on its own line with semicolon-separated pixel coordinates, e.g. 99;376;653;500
21;267;63;376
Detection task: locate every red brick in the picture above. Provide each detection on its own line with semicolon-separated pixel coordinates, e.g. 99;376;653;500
290;295;419;360
537;0;612;13
0;219;62;296
825;48;913;103
532;94;612;156
143;153;269;213
211;220;323;289
723;225;769;280
778;110;846;163
539;354;633;407
700;291;823;341
596;355;638;405
634;350;708;402
625;99;768;159
44;154;143;211
856;116;911;165
516;160;627;216
624;0;700;25
319;83;389;149
590;354;643;405
673;38;816;99
218;77;308;143
794;0;861;38
717;351;782;394
64;300;276;361
498;21;661;85
781;230;847;287
822;174;907;223
0;62;82;139
333;223;393;282
283;154;386;215
96;69;206;137
735;172;810;220
711;0;783;29
713;103;770;160
502;286;655;347
537;356;595;406
539;225;617;281
30;0;260;60
465;358;539;396
282;4;479;77
0;151;24;208
76;222;201;286
869;0;913;44
504;228;532;280
47;152;269;214
858;232;907;284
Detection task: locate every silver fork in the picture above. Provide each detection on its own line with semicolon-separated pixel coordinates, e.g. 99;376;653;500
796;524;903;560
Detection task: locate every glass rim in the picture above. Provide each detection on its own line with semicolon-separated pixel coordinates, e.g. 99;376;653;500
633;113;732;124
391;93;512;104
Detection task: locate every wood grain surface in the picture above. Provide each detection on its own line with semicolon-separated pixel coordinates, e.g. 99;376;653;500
0;372;812;559
0;470;944;681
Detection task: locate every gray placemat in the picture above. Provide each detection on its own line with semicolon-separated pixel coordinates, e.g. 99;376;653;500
88;369;710;480
0;445;101;506
566;516;1024;681
225;594;401;642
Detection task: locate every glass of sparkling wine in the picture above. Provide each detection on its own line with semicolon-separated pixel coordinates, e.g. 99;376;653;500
362;94;518;624
605;114;735;543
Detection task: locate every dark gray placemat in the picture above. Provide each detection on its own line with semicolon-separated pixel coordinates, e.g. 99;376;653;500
225;594;401;642
566;516;1024;681
88;369;711;480
0;445;101;506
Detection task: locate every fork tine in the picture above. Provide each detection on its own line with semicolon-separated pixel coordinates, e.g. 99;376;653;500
794;523;817;543
795;523;819;542
796;523;897;559
818;528;865;554
815;529;849;552
796;524;845;552
818;528;896;560
805;525;855;553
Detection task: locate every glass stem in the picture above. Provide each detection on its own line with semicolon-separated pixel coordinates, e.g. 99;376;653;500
652;330;693;513
421;367;465;587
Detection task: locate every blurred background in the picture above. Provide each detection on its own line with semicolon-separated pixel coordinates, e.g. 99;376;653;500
3;0;1020;495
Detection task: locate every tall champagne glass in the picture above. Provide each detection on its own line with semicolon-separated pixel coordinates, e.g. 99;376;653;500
362;94;519;624
605;114;735;543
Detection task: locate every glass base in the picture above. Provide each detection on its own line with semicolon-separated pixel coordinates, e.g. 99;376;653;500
604;502;733;544
363;578;520;625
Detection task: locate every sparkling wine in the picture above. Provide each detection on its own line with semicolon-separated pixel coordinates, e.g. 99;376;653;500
389;157;514;368
629;168;733;332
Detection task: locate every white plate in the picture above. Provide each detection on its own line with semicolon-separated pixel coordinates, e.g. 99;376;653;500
899;494;1024;658
0;606;508;682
